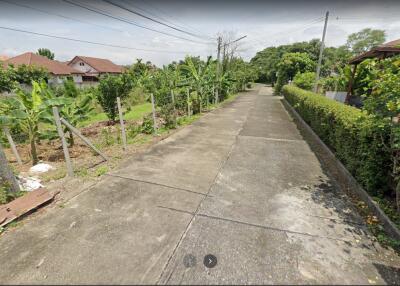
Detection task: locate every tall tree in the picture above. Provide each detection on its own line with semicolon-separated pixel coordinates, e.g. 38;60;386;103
37;48;55;60
346;28;386;55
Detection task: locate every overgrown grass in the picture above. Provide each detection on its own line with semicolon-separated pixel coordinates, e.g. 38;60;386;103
79;102;152;127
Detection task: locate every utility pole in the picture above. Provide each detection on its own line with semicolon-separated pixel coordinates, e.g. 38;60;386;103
313;11;329;93
215;36;222;104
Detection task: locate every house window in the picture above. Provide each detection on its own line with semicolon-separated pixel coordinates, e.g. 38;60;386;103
79;62;85;66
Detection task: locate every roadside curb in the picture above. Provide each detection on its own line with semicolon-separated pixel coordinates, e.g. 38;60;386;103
282;98;400;242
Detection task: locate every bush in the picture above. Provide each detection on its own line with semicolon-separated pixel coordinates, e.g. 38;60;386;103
282;85;391;196
159;103;177;129
293;72;315;91
141;114;154;134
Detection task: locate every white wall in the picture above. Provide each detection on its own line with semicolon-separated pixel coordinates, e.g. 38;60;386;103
69;59;98;75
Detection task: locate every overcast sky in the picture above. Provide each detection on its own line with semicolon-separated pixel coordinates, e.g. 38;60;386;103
0;0;399;66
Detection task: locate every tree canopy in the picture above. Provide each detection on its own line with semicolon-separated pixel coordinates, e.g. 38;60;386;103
37;48;55;60
346;28;386;55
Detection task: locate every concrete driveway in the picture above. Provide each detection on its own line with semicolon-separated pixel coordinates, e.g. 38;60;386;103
0;84;399;284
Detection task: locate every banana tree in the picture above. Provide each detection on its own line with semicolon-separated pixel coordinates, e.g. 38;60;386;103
180;56;213;113
5;81;52;165
43;92;94;147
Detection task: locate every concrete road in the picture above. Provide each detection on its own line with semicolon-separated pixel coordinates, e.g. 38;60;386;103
1;85;399;284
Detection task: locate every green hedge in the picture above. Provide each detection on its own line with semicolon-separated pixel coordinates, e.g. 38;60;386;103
282;85;392;196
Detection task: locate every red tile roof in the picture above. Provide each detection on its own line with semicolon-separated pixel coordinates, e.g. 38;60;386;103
3;52;83;75
69;56;124;73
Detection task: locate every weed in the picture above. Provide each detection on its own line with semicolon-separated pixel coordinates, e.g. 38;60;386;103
42;169;67;182
100;127;115;146
75;168;89;177
0;182;26;205
94;165;109;177
141;114;155;134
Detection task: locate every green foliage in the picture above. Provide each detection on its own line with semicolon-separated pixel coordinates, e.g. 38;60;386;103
159;103;177;129
293;72;315;91
141;114;155;134
0;65;17;93
3;80;54;164
37;48;55;60
275;52;315;93
346;28;386;55
283;85;391;197
361;56;400;119
0;181;26;205
97;74;133;122
13;64;49;85
320;66;351;92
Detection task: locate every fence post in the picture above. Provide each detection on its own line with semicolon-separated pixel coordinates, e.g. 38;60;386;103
60;118;108;162
2;127;22;165
117;97;127;151
52;106;73;177
150;93;157;134
186;88;191;116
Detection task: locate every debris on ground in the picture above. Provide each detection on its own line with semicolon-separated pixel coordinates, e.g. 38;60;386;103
0;188;54;227
29;163;55;174
18;176;43;192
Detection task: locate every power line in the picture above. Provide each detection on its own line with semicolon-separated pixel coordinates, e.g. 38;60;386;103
0;25;193;54
0;0;123;33
102;0;208;40
117;0;211;40
63;0;212;45
126;0;215;40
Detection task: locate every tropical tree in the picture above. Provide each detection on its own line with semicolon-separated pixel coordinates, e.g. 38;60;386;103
180;56;213;113
275;52;315;93
37;48;55;60
346;28;386;55
97;73;132;122
3;81;53;164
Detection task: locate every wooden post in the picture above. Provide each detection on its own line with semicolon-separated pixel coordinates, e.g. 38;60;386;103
345;63;358;104
150;93;157;134
117;97;127;151
3;127;22;165
0;142;19;193
60;118;108;162
186;88;191;116
53;106;73;177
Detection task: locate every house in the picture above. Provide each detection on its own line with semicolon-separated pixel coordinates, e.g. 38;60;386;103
346;39;400;104
67;56;124;85
3;52;84;86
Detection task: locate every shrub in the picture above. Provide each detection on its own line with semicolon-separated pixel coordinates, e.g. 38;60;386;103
282;85;391;196
159;103;177;129
141;114;154;134
293;72;315;91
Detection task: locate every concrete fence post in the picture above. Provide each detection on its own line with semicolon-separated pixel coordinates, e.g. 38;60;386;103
117;97;127;151
52;106;74;177
2;127;22;165
150;93;157;134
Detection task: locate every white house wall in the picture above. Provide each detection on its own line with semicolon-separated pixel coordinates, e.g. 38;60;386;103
69;59;98;75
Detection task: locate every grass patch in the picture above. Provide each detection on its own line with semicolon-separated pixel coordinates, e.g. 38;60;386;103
94;165;109;177
79;103;152;127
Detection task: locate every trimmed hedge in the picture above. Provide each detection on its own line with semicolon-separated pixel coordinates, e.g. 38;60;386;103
282;85;392;196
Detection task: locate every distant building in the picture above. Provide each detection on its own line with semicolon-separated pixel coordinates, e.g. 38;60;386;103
3;52;84;86
67;56;124;85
